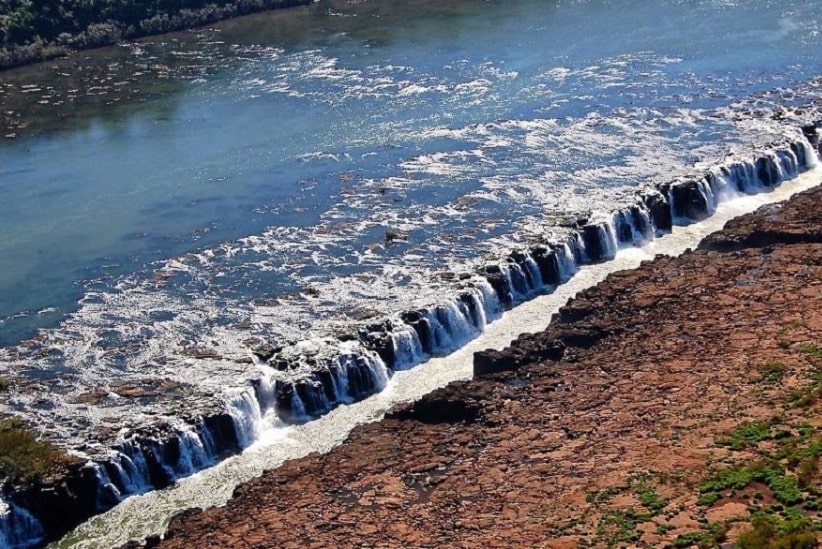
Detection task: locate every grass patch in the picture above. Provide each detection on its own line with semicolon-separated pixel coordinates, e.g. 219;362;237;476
796;455;819;489
716;420;776;450
590;474;671;547
787;385;822;409
700;462;803;507
637;484;667;513
0;418;67;484
596;508;650;548
755;360;789;384
672;522;728;549
799;344;822;360
586;485;626;505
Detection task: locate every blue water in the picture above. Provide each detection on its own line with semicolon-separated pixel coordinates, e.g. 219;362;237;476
0;0;820;448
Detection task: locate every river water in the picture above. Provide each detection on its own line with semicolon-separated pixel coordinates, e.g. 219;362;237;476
0;0;820;546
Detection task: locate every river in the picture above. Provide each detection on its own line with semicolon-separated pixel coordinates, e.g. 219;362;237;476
0;0;820;547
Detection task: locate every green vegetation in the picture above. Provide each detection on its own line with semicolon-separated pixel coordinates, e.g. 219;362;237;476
596;507;650;547
736;514;817;549
799;344;822;360
756;360;789;384
587;339;822;548
716;419;783;451
586;485;627;505
635;476;668;513
786;348;822;409
701;423;817;508
673;522;728;549
696;418;822;547
0;0;310;69
590;474;671;548
0;417;67;484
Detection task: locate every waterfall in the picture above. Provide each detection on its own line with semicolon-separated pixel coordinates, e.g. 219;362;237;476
390;325;426;370
227;389;263;448
474;277;503;321
0;498;44;549
5;132;819;549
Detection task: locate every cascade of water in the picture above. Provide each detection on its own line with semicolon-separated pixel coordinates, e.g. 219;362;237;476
0;498;44;549
570;232;586;263
437;299;479;347
253;373;278;419
557;241;578;281
601;219;619;259
198;419;219;460
778;149;798;177
461;287;488;332
473;277;502;321
423;306;454;353
390;324;427;370
331;354;351;399
520;252;544;292
802;138;820;168
504;262;530;300
91;464;122;509
286;386;308;422
227;389;263;448
699;178;718;215
665;186;678;223
6;135;818;549
115;441;153;494
176;425;211;476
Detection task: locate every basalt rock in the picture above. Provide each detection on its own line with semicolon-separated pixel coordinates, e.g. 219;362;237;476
643;190;673;233
474;335;565;376
699;187;822;252
11;462;101;538
388;395;482;425
530;245;561;286
580;224;611;262
670;179;711;220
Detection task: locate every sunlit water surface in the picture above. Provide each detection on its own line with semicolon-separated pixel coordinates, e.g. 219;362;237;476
0;0;819;545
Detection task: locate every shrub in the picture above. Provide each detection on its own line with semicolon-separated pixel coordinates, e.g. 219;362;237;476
736;515;817;549
0;418;66;485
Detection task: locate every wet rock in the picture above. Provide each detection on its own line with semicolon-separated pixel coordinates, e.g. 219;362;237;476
643;190;672;232
670;179;710;221
249;343;280;362
482;265;513;308
579;223;611;262
181;346;221;360
530;245;561;286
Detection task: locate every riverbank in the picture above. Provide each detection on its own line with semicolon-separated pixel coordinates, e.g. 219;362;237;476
153;185;822;548
0;0;309;71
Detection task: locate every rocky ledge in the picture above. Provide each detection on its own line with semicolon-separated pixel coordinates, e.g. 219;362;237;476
154;185;822;548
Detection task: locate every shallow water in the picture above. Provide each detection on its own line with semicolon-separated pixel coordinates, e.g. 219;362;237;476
0;0;820;544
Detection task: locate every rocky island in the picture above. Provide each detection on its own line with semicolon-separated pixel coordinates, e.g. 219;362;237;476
151;184;822;548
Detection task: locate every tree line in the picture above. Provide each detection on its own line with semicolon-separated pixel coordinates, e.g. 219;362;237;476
0;0;309;70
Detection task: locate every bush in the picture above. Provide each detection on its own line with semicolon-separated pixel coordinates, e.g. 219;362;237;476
736;515;817;549
0;418;66;485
